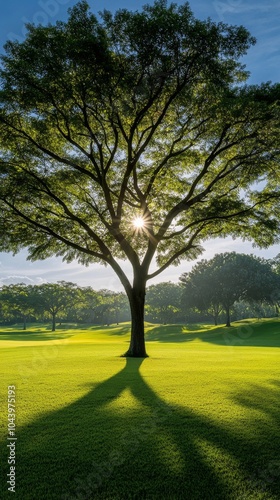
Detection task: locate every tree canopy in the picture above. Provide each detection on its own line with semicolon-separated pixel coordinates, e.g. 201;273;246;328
0;1;280;355
1;283;34;330
180;252;280;326
30;281;81;331
146;282;182;323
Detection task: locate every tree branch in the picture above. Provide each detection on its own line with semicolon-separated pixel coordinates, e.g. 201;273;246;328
147;228;203;280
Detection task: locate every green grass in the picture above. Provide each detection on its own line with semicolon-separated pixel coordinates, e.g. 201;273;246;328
1;319;280;499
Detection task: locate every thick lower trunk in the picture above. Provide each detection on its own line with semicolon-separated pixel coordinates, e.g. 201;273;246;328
225;307;231;327
23;315;26;330
123;283;148;358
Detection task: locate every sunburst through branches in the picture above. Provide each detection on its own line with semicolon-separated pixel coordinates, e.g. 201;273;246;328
133;217;145;229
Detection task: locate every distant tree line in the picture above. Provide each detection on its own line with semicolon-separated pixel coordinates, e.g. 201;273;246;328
0;281;130;331
1;252;280;330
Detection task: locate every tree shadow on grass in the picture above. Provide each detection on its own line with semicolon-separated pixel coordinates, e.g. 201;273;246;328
106;326;131;336
85;324;131;336
0;330;73;341
145;324;200;343
146;320;280;348
1;359;280;499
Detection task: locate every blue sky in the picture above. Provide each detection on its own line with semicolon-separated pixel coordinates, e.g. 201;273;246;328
0;0;280;289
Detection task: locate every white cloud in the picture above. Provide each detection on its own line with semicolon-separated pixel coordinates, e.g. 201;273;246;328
0;275;47;286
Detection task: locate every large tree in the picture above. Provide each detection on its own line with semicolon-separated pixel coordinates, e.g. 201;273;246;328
0;1;280;356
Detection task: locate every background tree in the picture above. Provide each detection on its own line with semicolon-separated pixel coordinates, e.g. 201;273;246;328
0;1;280;356
108;292;130;325
0;283;35;329
268;254;280;314
216;253;280;326
233;300;276;321
180;260;223;325
67;286;100;323
180;253;280;326
146;282;182;324
32;281;80;331
0;300;6;324
93;290;129;325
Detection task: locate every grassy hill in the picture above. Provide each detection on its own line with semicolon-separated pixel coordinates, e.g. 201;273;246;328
0;319;280;499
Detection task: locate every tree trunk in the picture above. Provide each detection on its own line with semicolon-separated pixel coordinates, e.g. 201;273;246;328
123;281;148;358
52;313;56;332
23;315;26;331
225;306;231;327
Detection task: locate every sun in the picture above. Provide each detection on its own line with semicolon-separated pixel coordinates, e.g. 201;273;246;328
133;217;145;229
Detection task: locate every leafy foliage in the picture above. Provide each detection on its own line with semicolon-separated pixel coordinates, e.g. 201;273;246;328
145;282;182;323
0;1;280;353
180;252;280;326
0;283;35;328
0;281;129;328
0;1;279;283
29;281;81;330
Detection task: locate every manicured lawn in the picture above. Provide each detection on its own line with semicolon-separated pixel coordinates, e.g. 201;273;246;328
0;319;280;499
